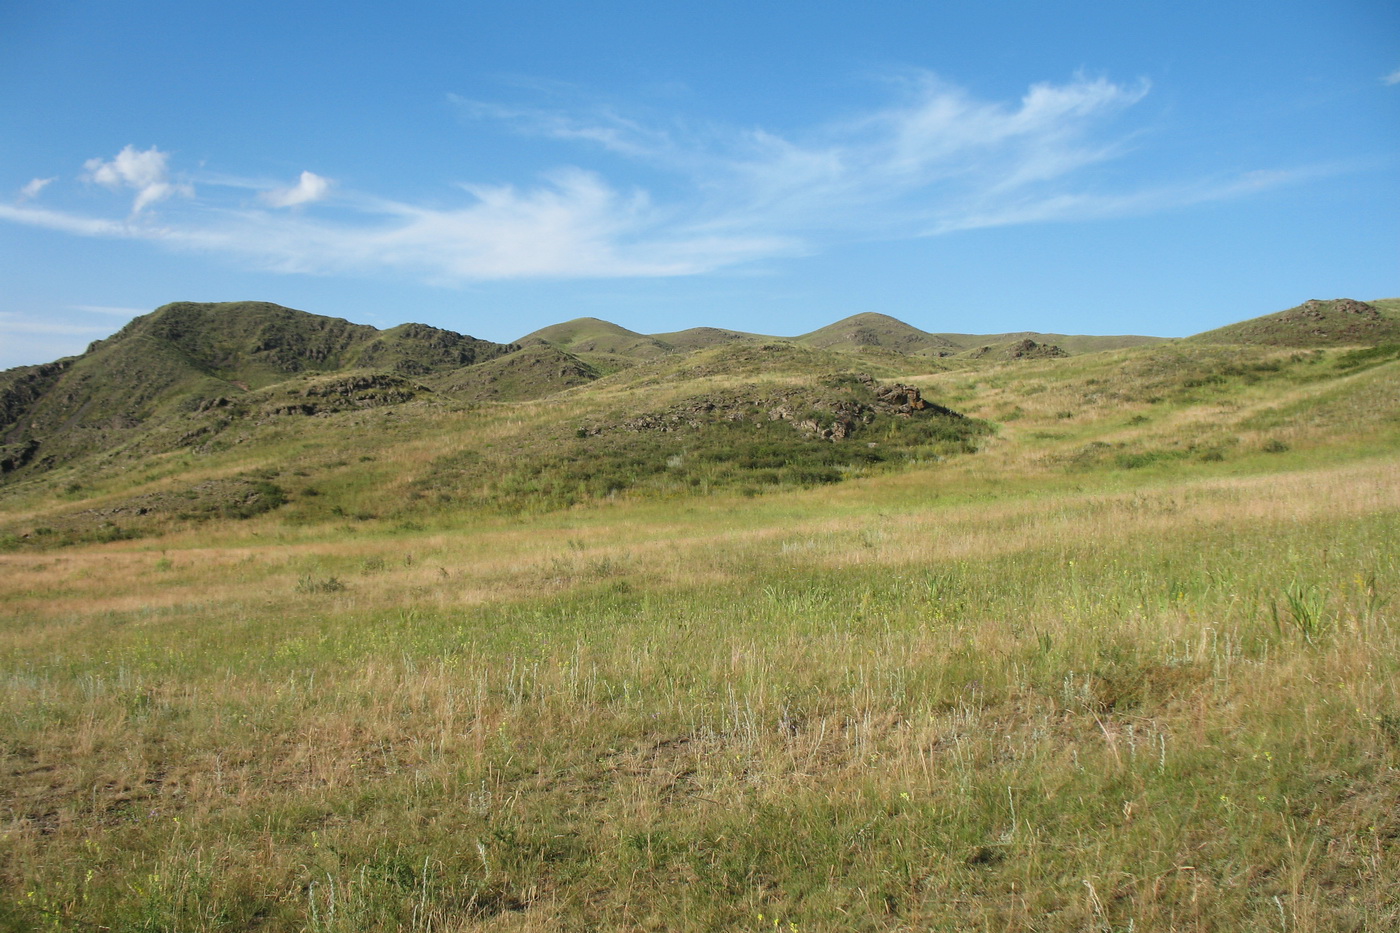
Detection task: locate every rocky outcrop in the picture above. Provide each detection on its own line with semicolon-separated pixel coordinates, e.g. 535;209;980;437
256;373;429;418
1294;299;1379;320
0;439;39;474
1007;339;1069;359
607;375;963;442
0;359;73;440
969;339;1068;360
302;373;425;404
1287;299;1382;339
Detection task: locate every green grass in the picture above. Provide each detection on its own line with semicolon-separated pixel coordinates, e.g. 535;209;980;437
1;333;1398;931
2;461;1397;930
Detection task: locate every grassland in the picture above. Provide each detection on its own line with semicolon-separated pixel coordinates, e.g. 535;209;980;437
1;335;1398;931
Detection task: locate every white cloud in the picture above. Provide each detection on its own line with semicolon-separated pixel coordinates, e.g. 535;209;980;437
261;170;332;208
0;201;141;237
450;96;674;161
0;74;1324;283
926;166;1331;235
19;177;55;201
1385;68;1400;86
82;145;192;213
457;72;1154;240
177;168;800;280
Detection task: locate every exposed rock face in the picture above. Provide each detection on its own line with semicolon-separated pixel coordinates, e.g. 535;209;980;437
0;439;40;474
261;373;429;417
1006;339;1069;359
1294;299;1379;320
861;374;964;418
872;381;926;412
969;339;1068;360
0;360;74;442
302;373;424;403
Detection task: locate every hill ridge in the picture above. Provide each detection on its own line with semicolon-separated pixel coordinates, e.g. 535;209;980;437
3;295;1394;482
0;300;515;475
1188;297;1400;347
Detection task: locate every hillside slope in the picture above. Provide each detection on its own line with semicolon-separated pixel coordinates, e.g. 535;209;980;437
5;294;1390;487
795;312;961;356
1189;297;1400;346
649;326;767;352
518;317;674;361
427;344;601;402
0;301;513;475
937;331;1170;355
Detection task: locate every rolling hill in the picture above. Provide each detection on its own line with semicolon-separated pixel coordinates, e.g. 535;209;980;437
648;326;767;352
793;312;963;356
0;301;514;475
517;317;675;362
1189;297;1400;346
1;294;1398;931
520;311;1171;366
3;296;1395;489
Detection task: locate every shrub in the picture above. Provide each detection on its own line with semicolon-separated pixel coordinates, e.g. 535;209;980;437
296;574;346;594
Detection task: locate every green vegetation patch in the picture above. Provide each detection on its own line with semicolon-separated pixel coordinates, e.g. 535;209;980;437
0;476;287;549
410;376;986;512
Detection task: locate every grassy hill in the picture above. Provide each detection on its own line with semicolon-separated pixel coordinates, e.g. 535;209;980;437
795;312;962;356
427;344;601;402
0;301;514;476
517;317;675;369
517;312;1171;368
795;314;1168;359
1190;297;1400;346
1;296;1398;930
648;326;767;352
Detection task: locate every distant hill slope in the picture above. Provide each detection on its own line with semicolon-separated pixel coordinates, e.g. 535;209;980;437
427;344;601;402
518;318;674;359
795;314;1166;358
795;313;962;356
0;301;513;475
519;312;1165;364
936;332;1170;355
648;326;767;352
90;301;513;385
6;294;1376;482
1189;298;1400;347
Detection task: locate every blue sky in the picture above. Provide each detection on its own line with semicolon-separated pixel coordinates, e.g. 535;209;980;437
2;0;1397;368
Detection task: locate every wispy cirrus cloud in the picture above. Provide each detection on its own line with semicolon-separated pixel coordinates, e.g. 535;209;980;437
0;72;1319;283
175;168;800;280
0;201;140;237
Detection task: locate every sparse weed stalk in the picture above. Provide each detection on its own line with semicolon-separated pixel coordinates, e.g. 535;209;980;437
297;573;347;594
1272;582;1333;644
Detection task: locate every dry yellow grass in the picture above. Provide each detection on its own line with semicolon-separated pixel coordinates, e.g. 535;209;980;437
2;344;1397;930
